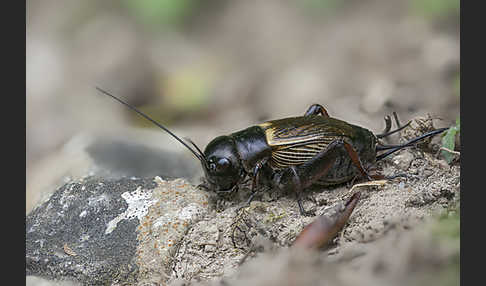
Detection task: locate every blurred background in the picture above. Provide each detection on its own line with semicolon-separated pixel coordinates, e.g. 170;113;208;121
26;0;459;214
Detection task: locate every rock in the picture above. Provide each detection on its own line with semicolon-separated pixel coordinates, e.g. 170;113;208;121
26;176;209;285
437;159;451;170
27;129;203;215
135;177;210;285
399;114;437;149
392;151;414;170
85;137;201;182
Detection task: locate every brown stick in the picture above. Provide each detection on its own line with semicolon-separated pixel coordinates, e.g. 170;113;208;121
293;192;361;249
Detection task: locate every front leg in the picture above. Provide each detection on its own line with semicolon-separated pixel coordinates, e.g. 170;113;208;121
272;139;374;216
243;158;269;207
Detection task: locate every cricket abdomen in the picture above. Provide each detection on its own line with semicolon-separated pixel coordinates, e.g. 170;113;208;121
259;115;377;186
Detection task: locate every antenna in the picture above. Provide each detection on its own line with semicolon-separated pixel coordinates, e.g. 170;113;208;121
95;87;206;163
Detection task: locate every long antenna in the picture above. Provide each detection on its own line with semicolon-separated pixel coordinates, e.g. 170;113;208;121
95;86;205;163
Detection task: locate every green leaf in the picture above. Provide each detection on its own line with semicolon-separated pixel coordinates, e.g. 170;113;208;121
440;119;460;164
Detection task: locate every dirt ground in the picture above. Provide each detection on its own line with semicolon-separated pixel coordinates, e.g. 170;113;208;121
26;0;459;285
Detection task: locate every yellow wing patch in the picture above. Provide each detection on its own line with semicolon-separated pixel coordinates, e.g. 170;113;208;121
258;118;345;169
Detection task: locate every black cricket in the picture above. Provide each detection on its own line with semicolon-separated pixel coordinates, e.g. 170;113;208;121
96;87;447;216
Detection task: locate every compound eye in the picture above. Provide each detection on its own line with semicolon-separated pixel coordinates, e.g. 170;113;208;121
217;158;230;171
207;157;230;173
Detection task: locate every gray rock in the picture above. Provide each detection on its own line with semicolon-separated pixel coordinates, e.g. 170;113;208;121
391;151;414;170
26;176;209;285
85;137;202;182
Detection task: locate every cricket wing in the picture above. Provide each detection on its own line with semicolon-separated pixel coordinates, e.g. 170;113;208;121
259;116;352;168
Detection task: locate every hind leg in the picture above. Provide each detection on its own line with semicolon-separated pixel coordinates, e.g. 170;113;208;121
272;139;374;216
304;104;330;117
